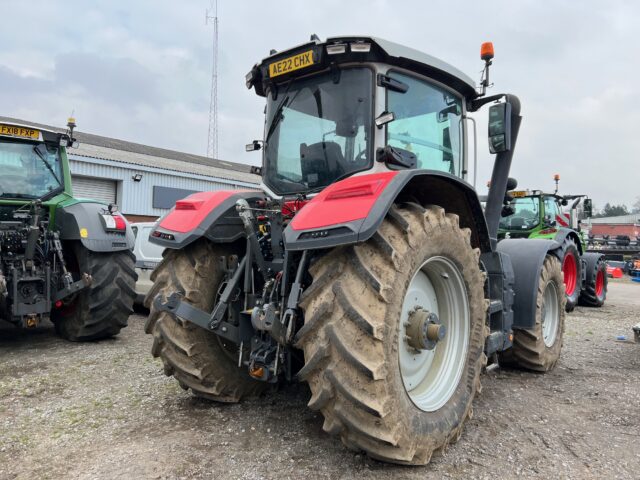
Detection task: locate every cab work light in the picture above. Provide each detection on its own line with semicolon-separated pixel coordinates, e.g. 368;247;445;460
350;42;371;53
326;43;347;55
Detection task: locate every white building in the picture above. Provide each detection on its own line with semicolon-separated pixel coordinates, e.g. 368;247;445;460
1;116;260;221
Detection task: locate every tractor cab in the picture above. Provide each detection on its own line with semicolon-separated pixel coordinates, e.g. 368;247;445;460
499;190;555;238
0;120;77;205
499;187;591;240
245;36;480;197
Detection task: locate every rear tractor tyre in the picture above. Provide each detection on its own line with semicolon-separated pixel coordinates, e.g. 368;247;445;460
558;238;581;312
296;204;487;465
579;254;607;307
53;243;137;341
144;239;265;402
499;254;566;372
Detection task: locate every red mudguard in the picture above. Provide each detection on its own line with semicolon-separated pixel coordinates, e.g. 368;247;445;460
290;172;398;231
159;191;244;233
150;190;259;249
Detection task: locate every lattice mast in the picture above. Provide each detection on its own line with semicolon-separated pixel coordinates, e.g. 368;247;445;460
206;0;219;159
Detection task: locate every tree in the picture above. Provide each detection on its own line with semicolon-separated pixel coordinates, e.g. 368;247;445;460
593;203;629;218
632;196;640;214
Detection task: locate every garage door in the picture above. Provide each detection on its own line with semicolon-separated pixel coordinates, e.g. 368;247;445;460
72;176;117;205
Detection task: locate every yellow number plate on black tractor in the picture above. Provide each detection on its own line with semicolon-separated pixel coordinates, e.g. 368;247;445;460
0;124;40;140
268;50;315;78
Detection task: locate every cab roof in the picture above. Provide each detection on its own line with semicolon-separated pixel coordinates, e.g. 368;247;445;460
0;119;60;143
248;35;478;99
0;119;57;135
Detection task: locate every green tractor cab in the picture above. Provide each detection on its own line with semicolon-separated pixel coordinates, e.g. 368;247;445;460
498;184;606;311
0;119;136;340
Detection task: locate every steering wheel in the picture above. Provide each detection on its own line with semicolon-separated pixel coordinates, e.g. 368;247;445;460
354;148;367;164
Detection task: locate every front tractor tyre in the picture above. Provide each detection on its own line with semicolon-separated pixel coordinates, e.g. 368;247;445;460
499;254;566;372
144;240;266;402
53;243;137;341
296;204;487;465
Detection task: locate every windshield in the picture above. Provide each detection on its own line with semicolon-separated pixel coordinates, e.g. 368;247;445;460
263;68;373;195
499;197;541;230
0;138;64;199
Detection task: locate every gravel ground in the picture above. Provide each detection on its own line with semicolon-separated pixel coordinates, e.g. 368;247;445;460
1;279;639;480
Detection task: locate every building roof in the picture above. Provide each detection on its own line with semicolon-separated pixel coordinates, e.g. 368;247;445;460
0;116;260;185
590;214;640;224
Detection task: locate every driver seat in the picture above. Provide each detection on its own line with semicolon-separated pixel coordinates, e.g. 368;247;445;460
300;141;345;187
510;217;525;228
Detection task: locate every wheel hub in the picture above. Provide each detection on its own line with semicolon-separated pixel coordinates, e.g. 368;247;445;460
405;308;446;351
399;256;470;412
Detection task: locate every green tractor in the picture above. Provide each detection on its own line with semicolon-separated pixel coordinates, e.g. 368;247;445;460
498;177;607;311
0;119;137;340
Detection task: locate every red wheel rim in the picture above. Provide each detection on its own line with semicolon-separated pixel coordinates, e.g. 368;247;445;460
562;252;577;296
595;269;605;297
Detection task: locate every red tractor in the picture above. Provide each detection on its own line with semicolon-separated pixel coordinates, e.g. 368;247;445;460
145;37;566;464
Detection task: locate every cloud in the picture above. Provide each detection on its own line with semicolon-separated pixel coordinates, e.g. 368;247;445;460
0;0;639;208
54;53;160;106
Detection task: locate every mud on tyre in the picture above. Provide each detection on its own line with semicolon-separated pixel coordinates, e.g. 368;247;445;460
53;242;137;341
499;254;565;372
145;239;265;402
296;203;487;465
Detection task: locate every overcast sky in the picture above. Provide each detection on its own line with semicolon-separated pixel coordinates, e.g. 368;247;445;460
1;1;639;208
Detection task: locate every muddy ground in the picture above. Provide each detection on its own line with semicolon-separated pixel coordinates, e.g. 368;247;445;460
1;278;639;480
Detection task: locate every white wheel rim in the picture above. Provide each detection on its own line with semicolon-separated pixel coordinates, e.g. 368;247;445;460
542;281;559;347
399;256;469;412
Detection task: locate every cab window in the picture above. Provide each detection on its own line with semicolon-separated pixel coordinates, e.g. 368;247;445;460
387;72;463;176
544;197;560;222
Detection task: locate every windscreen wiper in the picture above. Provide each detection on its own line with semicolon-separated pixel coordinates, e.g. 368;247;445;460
265;87;305;146
33;144;62;187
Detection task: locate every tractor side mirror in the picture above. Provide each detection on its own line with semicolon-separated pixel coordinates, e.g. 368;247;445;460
376;145;417;170
488;102;512;153
246;140;262;152
583;198;593;218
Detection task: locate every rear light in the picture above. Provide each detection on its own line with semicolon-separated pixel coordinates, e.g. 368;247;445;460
100;213;127;232
114;215;126;231
151;230;175;241
539;228;557;235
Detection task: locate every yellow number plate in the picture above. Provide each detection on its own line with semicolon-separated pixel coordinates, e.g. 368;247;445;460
0;124;40;140
511;190;527;198
269;50;314;78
